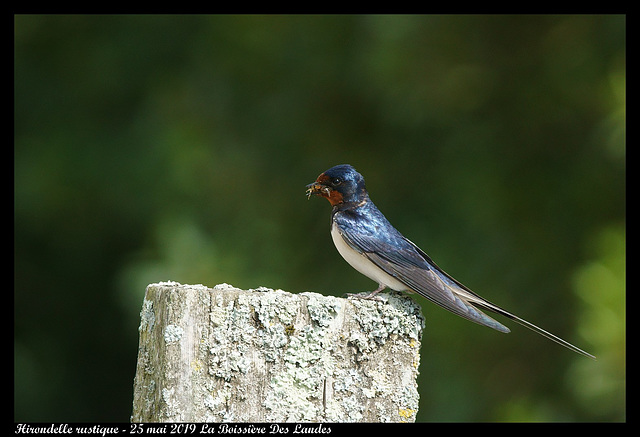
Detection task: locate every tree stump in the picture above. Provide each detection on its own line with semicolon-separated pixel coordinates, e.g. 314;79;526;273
131;282;424;422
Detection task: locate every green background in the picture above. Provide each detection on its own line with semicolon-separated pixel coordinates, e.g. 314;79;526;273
14;14;625;422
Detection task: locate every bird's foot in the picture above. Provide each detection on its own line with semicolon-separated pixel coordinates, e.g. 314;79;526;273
345;292;385;302
345;284;387;301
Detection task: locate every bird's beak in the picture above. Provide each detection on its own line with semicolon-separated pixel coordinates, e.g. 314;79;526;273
306;181;331;200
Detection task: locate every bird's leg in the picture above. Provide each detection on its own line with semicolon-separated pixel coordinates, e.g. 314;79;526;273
346;283;387;301
365;283;387;299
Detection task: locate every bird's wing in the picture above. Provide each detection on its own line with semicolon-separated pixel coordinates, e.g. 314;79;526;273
333;211;511;333
334;210;596;359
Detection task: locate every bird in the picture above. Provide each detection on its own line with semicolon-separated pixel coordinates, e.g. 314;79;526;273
306;164;595;360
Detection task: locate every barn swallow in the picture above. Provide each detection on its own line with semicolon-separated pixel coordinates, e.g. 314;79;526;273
306;164;595;359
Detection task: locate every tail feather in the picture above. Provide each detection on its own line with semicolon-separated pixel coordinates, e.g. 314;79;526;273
472;300;596;360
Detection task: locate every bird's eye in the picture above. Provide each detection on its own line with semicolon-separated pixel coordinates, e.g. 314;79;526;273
331;177;342;186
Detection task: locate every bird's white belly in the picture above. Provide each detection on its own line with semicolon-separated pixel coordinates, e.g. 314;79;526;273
331;223;408;291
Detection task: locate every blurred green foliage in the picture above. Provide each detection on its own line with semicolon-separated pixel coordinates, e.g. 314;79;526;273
14;15;625;422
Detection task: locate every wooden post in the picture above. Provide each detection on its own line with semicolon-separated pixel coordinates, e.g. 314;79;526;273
131;282;424;422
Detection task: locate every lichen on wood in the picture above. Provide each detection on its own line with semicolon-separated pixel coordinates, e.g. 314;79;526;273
131;282;424;422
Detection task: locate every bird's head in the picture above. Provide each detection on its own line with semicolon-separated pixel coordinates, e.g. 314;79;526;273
306;164;368;206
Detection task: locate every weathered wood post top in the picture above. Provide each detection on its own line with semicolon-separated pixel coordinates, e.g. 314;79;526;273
132;282;424;422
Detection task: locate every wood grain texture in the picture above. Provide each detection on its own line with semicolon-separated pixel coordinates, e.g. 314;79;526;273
131;282;424;422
